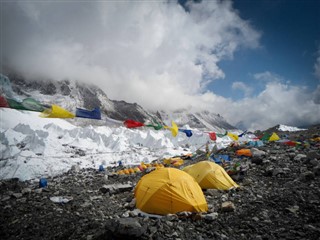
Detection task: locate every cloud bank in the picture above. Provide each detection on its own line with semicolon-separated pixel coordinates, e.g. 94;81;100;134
1;0;319;130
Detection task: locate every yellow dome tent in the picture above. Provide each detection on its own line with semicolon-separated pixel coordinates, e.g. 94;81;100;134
183;161;239;190
40;104;75;118
134;168;208;215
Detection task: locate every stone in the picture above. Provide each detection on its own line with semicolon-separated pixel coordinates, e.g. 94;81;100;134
273;168;284;176
103;218;147;238
252;217;260;222
204;212;218;222
251;148;266;157
176;211;192;218
286;205;299;214
99;183;133;194
309;159;319;167
21;188;32;194
307;151;320;160
104;175;109;181
12;193;23;199
50;196;73;203
300;171;315;181
252;156;263;165
221;194;228;202
221;201;235;212
164;214;178;221
1;195;11;201
313;165;320;176
34;188;42;194
205;189;220;197
71;165;81;172
294;154;307;161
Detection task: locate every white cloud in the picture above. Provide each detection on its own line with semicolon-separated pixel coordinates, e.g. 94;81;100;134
232;81;253;97
221;82;320;130
315;47;320;79
1;0;259;112
253;71;283;82
2;1;319;130
313;85;320;104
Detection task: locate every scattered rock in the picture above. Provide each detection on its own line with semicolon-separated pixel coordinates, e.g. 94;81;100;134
0;130;320;240
70;165;81;172
21;188;32;194
99;183;133;194
251;148;266;157
50;196;73;203
221;201;235;212
307;151;320;160
101;218;147;238
204;212;218;222
294;154;307;161
12;193;23;199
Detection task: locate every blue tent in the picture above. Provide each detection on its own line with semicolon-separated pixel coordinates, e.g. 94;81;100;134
76;107;101;120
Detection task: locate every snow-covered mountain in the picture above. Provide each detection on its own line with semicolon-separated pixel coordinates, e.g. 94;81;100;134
277;124;307;132
2;73;237;131
261;124;307;133
159;109;237;132
5;73;161;124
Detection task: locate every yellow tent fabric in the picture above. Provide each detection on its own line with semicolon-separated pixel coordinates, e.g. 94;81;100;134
40;104;75;118
163;157;184;166
183;161;239;190
311;137;320;142
134;168;208;215
269;132;280;141
227;132;239;141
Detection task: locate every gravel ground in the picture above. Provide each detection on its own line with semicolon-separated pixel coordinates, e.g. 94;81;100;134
1;127;320;240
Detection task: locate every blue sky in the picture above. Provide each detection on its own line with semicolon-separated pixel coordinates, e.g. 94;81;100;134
210;0;320;100
1;0;320;130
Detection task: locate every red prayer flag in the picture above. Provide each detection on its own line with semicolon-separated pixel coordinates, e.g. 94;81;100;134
209;132;217;141
0;96;9;108
124;119;145;128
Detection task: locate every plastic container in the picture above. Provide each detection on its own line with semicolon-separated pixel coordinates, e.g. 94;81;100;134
99;165;105;172
39;178;47;188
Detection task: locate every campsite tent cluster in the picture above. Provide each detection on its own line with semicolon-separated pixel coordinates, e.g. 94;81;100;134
134;161;239;215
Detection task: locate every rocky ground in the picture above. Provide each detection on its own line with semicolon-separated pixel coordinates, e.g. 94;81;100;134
0;128;320;240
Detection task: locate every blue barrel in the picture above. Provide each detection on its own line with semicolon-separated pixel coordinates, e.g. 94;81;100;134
99;165;105;172
39;178;47;188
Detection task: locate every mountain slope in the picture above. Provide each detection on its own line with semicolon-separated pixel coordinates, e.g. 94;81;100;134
2;73;237;131
158;109;237;132
5;73;161;124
